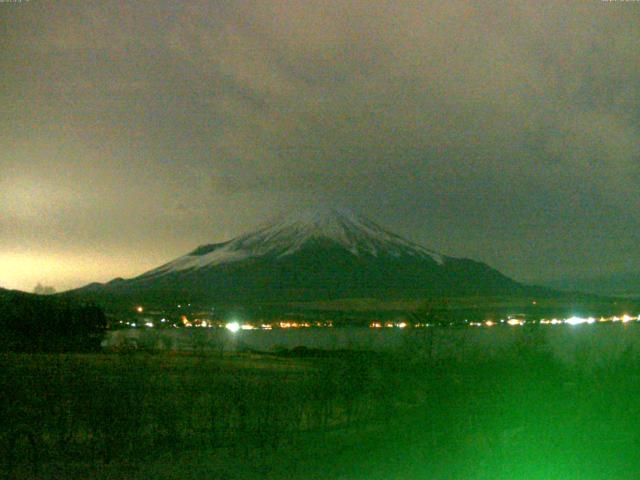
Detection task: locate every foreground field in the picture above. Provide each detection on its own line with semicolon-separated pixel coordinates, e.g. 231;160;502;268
3;333;640;479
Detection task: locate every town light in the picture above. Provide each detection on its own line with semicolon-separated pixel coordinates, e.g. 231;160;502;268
226;321;240;333
565;316;594;325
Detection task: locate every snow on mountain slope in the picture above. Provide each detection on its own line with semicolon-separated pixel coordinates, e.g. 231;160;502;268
139;208;445;278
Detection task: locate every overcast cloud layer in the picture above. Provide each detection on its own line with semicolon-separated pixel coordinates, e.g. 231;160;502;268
1;0;639;291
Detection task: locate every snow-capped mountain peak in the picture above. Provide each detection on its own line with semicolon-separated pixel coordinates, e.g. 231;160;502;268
73;206;529;303
140;208;445;278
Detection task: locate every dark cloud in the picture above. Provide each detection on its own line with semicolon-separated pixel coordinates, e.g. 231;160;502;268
1;0;639;290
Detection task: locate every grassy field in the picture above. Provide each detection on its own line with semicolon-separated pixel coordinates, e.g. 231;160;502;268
3;335;640;479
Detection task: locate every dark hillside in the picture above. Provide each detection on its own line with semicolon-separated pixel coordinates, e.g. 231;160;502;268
0;288;106;352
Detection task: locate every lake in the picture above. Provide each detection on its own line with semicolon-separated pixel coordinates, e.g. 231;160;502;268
103;323;640;367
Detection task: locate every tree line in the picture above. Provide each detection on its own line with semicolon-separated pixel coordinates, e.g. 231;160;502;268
0;292;106;352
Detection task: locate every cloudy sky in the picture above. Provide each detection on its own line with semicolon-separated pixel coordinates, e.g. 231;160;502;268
1;0;639;291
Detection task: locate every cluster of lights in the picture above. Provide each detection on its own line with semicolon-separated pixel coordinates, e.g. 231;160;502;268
565;316;596;326
447;314;640;328
223;321;334;332
366;315;640;329
369;321;408;329
487;314;639;327
537;314;639;325
225;322;287;332
610;314;635;323
278;321;312;328
469;321;496;327
539;319;563;325
123;306;640;330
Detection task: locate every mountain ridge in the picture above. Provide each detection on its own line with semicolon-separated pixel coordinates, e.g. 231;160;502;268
137;208;445;280
68;208;537;304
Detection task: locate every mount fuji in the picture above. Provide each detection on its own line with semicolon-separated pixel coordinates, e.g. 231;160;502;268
72;208;532;304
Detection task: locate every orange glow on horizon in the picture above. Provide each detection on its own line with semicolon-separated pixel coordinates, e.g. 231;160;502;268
0;251;162;292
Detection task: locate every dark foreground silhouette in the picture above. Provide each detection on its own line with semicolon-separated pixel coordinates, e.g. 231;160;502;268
2;334;640;480
0;288;106;353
